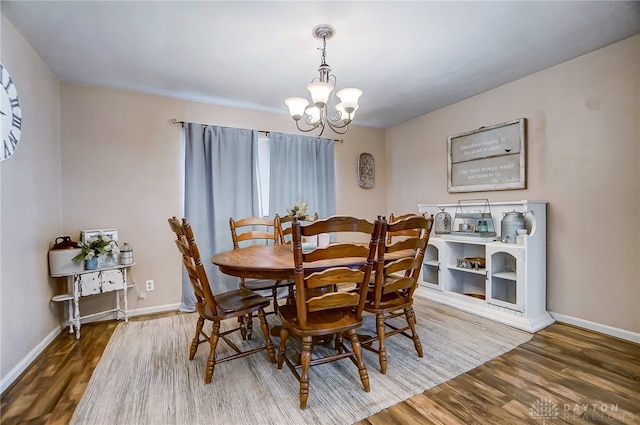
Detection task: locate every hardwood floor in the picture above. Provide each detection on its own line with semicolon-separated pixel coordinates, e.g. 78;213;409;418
2;314;639;425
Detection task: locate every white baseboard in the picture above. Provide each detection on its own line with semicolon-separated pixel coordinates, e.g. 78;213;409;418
0;302;182;395
0;326;60;394
126;303;182;318
79;302;182;324
550;311;640;344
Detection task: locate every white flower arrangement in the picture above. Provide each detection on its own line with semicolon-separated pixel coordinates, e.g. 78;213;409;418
286;200;309;220
72;233;120;262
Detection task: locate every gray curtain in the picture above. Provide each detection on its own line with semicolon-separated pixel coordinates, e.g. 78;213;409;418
182;123;260;311
268;132;336;220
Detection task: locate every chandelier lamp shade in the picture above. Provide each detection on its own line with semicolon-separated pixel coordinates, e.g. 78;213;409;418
285;24;362;136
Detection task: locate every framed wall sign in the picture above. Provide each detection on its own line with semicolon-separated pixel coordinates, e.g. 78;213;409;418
447;118;526;193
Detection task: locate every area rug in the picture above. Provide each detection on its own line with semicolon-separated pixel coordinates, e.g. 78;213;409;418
71;293;532;425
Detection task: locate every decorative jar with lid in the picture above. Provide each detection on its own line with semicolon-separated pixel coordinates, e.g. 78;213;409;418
501;210;526;243
119;243;134;265
434;207;451;235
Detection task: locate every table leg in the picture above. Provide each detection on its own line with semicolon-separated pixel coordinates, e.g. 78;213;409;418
72;276;81;339
67;299;73;334
115;288;121;320
123;268;129;322
64;276;74;334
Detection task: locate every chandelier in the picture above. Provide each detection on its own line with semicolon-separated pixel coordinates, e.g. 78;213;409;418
285;24;362;136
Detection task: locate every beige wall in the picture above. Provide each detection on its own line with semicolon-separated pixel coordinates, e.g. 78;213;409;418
1;15;62;383
59;84;387;318
386;35;640;333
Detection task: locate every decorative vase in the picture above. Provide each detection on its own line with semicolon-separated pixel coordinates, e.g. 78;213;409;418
85;257;98;270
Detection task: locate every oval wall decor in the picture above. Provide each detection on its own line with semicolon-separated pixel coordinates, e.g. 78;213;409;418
357;152;375;189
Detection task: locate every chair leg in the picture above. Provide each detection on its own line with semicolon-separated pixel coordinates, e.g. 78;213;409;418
405;306;423;357
239;313;254;340
239;314;247;340
286;285;295;306
205;320;221;384
245;313;254;340
257;308;276;363
376;313;388;374
299;335;313;410
238;279;249;339
271;287;279;314
345;328;370;393
277;327;289;369
190;316;205;360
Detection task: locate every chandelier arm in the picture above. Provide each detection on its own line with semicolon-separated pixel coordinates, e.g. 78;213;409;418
295;119;320;134
326;98;352;128
326;120;350;135
327;116;352;128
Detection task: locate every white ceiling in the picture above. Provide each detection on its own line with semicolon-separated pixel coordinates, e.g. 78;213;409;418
2;1;639;129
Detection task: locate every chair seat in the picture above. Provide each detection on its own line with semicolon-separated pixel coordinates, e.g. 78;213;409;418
242;278;294;291
364;290;412;312
278;304;362;337
197;287;270;318
217;287;271;311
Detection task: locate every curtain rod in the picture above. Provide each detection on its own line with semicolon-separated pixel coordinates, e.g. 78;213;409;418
170;118;344;143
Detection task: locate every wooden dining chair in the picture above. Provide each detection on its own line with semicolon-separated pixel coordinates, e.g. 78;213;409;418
277;215;383;409
229;216;291;314
168;217;276;384
276;212;319;245
274;212;320;308
360;214;433;374
386;212;426;244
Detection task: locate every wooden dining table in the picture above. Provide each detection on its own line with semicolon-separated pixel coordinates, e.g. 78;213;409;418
210;244;371;281
210;243;415;281
211;243;415;341
212;243;372;340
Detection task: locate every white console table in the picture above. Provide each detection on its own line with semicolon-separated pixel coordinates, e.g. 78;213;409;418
50;263;135;339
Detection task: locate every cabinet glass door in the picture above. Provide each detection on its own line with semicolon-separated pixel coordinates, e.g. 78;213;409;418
487;246;524;311
421;239;443;290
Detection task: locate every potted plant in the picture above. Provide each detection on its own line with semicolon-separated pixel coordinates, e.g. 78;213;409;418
72;233;120;270
286;200;309;220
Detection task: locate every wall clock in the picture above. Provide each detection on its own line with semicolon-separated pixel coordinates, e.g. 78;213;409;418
0;63;22;161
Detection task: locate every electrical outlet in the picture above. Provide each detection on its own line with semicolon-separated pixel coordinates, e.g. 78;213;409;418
145;280;154;291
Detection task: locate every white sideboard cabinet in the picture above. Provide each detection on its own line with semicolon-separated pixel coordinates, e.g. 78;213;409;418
417;200;553;332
